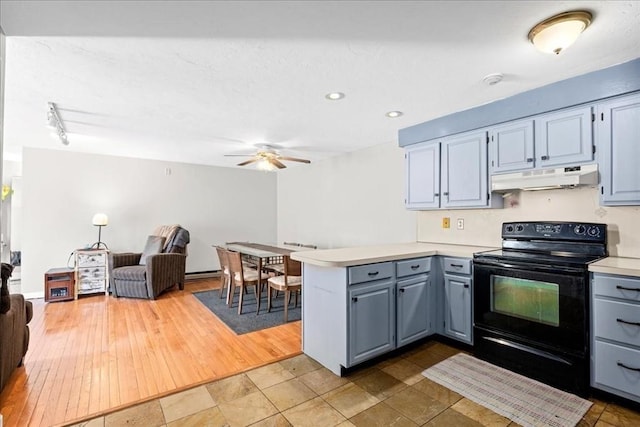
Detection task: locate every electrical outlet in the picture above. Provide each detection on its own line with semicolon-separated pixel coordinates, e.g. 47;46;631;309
442;217;450;229
457;218;464;230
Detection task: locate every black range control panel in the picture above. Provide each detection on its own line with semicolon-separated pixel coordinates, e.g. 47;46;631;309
502;221;606;243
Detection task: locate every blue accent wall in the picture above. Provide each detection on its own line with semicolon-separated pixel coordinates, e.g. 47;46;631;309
399;57;640;147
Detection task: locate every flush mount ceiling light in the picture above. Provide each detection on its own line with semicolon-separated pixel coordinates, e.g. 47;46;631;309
47;102;69;145
385;111;403;118
325;92;345;101
528;10;592;55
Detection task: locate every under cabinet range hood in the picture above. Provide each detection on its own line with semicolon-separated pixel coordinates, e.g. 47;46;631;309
491;164;598;192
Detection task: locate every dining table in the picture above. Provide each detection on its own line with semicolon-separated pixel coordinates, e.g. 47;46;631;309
221;242;312;314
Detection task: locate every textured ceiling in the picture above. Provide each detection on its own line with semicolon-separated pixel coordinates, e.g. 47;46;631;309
1;1;639;169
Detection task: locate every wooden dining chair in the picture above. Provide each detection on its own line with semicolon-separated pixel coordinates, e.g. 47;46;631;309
214;246;232;303
226;250;269;315
267;255;302;322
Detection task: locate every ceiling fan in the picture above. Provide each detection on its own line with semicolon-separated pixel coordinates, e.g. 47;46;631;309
225;145;311;170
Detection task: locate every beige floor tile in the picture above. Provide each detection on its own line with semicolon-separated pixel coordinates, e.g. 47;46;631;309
598;403;640;427
412;377;463;406
451;398;511;427
349;402;418;427
425;408;484;427
70;418;105;427
352;369;407;399
279;354;322;377
322;383;380;419
282;396;346;427
263;378;318;411
380;358;425;386
105;400;165;427
298;367;349;395
384;387;448;425
404;348;450;369
160;385;216;423
206;373;259;404
594;420;617;427
166;406;228;427
345;365;380;381
218;390;278;426
249;413;292;427
336;421;356;427
247;362;295;389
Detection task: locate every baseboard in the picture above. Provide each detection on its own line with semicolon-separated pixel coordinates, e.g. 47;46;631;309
23;291;45;300
185;270;220;280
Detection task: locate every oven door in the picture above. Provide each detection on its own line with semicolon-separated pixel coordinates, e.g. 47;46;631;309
473;259;587;355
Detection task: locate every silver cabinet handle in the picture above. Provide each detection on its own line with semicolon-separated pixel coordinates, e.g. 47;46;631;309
367;271;379;277
616;285;640;292
617;318;640;327
617;362;640;372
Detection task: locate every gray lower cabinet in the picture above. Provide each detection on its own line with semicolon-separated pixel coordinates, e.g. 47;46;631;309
442;257;473;344
397;275;430;346
591;273;640;404
348;279;396;366
598;93;640;206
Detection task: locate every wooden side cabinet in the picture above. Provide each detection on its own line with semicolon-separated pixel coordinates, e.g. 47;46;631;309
44;267;75;302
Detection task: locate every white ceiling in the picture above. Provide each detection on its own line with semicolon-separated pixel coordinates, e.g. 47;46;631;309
1;1;639;169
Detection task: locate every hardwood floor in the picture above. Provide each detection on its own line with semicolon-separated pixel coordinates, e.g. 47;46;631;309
0;278;301;427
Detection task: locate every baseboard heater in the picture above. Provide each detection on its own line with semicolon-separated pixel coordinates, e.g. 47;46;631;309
185;270;220;280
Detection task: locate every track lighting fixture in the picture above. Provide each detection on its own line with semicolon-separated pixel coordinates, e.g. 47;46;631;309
47;102;69;145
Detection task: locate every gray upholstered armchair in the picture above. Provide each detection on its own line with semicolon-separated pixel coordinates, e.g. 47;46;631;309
110;226;190;299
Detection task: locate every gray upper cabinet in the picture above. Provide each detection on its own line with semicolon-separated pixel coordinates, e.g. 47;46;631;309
405;129;498;210
598;93;640;205
441;130;489;208
405;142;440;209
535;106;594;168
489;120;534;174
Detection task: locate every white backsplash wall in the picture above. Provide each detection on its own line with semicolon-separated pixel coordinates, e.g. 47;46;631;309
416;186;640;258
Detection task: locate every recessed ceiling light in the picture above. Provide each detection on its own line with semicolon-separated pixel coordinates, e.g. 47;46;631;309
385;111;404;118
325;92;345;101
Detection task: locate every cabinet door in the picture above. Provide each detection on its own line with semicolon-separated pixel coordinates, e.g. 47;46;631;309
535;106;594;168
443;274;472;344
348;280;396;366
397;274;431;347
405;142;440;209
441;131;488;208
598;93;640;205
489;120;534;173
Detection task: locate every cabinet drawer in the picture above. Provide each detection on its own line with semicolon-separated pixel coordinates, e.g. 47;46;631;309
78;267;106;281
593;340;640;399
443;258;472;275
348;262;393;285
78;280;105;292
396;257;431;278
593;274;640;302
77;252;107;267
593;299;640;346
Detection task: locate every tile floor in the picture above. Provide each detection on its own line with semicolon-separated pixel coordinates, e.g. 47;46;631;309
71;341;640;427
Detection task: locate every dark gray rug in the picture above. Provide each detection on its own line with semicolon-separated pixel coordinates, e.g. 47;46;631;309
193;289;301;335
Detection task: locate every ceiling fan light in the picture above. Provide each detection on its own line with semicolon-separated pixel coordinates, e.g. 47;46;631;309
325;92;345;101
257;159;276;171
528;11;592;55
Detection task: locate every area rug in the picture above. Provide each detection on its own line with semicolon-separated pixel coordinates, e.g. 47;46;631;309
193;289;301;335
422;353;592;427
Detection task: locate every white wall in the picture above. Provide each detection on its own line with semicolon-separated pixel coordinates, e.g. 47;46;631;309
277;142;416;249
416;186;640;258
22;148;277;296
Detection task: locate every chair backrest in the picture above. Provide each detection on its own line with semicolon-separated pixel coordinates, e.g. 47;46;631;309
226;250;244;283
283;255;302;277
215;246;229;272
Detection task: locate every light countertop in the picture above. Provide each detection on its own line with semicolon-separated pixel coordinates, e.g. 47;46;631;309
290;242;497;268
589;257;640;278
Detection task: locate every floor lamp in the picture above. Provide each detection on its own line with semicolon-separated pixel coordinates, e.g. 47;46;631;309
91;213;109;249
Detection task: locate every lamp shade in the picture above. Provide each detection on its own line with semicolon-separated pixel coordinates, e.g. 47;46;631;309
92;213;108;226
528;11;592;55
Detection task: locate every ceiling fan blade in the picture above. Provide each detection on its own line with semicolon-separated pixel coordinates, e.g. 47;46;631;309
278;156;311;164
271;159;287;169
237;158;259;166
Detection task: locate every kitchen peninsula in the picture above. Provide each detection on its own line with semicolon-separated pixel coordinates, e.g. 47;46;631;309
291;242;495;376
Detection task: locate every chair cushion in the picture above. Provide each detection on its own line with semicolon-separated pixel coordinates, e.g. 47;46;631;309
234;269;265;282
268;275;302;287
113;265;147;281
139;235;166;265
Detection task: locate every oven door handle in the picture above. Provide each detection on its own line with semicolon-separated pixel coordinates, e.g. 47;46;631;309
481;336;573;365
473;259;585;274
